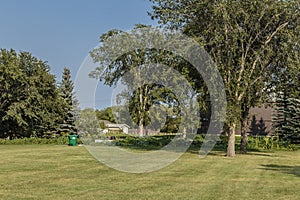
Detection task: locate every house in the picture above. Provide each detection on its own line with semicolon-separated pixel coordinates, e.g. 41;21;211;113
199;104;275;136
246;105;273;136
101;120;130;134
106;123;130;134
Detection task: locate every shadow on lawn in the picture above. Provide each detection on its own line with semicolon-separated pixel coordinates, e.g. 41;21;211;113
187;146;276;157
260;164;300;178
244;152;274;157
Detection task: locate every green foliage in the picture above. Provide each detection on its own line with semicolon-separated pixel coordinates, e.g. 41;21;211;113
0;49;65;138
0;136;82;145
95;107;116;123
76;108;101;135
90;26;204;136
58;67;79;134
114;135;175;149
271;46;300;143
112;134;298;151
273;93;300;144
149;0;300;156
245;135;300;151
286;144;298;151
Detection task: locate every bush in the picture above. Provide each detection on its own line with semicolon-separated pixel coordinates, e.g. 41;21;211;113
0;136;82;145
245;135;300;151
113;135;174;148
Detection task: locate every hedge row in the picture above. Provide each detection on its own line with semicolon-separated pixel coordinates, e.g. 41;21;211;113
0;136;82;145
0;134;298;151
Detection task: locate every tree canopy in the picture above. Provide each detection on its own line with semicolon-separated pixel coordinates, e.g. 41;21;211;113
90;26;205;137
0;49;65;138
149;0;300;156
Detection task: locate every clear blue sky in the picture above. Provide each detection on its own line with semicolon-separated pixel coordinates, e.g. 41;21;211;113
0;0;157;109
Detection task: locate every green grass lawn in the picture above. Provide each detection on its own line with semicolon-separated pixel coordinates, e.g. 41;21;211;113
0;145;299;200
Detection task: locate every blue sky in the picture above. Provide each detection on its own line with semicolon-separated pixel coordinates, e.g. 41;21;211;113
0;0;157;109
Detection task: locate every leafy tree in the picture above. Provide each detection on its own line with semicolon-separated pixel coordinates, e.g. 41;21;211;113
90;26;202;137
95;107;116;123
58;67;78;134
0;49;64;138
161;116;181;133
76;108;101;135
149;0;300;156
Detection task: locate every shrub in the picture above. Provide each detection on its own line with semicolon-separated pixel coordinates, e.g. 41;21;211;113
0;136;82;145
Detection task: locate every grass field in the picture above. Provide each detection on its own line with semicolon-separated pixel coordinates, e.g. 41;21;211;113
0;145;299;200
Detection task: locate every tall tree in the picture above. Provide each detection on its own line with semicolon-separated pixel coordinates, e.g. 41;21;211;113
149;0;300;156
58;67;78;134
271;31;300;143
76;108;101;135
95;107;116;123
90;26;203;137
0;49;64;138
273;96;300;143
286;98;300;142
272;71;300;143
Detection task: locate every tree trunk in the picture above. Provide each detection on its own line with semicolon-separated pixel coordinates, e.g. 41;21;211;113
227;123;236;157
138;86;144;137
138;123;144;137
240;119;248;154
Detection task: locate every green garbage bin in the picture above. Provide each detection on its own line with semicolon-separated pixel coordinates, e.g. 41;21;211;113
68;135;78;146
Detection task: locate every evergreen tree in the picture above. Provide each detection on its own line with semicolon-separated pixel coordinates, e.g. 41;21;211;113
58;67;78;135
273;91;290;139
249;115;258;136
272;58;300;143
287;98;300;142
274;96;300;143
257;117;267;136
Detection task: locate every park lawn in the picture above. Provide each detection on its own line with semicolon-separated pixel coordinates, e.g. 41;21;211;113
0;145;299;200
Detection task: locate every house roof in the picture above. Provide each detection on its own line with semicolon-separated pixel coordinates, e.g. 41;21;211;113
106;123;130;129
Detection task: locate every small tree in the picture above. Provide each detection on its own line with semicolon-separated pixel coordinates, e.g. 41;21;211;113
249;115;258;136
257;117;267;136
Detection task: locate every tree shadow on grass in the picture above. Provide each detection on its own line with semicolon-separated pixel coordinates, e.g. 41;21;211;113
244;152;274;157
260;164;300;178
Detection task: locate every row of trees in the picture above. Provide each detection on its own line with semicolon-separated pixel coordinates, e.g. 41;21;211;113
1;1;299;158
150;0;299;156
95;106;181;133
0;49;77;139
89;0;300;156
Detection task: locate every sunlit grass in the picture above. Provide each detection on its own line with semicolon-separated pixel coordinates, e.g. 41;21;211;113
0;145;299;200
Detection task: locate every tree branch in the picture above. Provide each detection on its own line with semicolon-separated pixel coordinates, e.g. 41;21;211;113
264;22;289;45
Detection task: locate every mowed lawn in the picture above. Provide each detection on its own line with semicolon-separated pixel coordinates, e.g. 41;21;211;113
0;145;299;200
